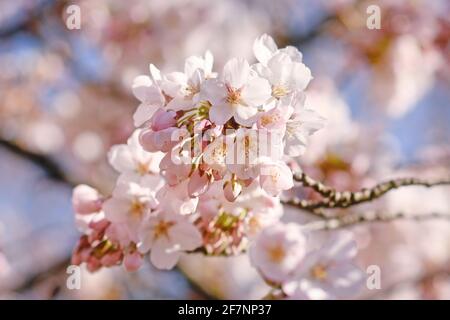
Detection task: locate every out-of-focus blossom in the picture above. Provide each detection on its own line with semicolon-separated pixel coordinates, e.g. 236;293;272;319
249;223;306;284
282;231;365;300
372;35;441;118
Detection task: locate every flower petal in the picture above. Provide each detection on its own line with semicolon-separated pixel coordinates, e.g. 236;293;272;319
209;102;234;125
170;222;203;251
103;197;131;223
223;58;250;89
253;34;278;65
133;103;158;127
150;238;181;270
241;77;271;107
132;75;153;102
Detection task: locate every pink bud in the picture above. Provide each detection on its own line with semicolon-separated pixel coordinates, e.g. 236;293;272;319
140;127;178;153
100;250;123;267
151;108;177;131
86;257;102;272
188;171;210;198
71;251;83;265
89;218;110;233
160;153;191;185
123;251;143;272
80;248;92;262
72;185;103;215
223;180;242;202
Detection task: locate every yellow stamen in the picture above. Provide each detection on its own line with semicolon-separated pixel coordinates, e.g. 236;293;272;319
226;86;242;105
153;220;175;240
130;199;145;218
267;245;286;263
272;85;289;98
136;162;149;175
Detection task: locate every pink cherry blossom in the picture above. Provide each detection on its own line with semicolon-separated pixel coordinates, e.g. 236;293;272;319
282;231;365;300
162;51;215;111
253;34;303;66
103;175;163;237
108;129;164;181
138;211;202;270
258;52;312;100
156;179;199;215
259;160;294;196
249;223;307;283
205;58;272;125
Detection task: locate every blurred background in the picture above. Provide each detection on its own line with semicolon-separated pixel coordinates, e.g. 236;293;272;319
0;0;449;299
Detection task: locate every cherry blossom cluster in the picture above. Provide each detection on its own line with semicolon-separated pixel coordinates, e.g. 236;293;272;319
250;227;365;299
71;34;365;298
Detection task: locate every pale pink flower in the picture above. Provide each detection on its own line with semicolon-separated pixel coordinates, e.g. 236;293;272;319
257;99;292;131
108;129;164;181
249;223;307;283
204;58;271;125
156;179;199;215
282;231;365;300
258;52;312;99
159;152;192;186
253;34;303;66
138;211;202;270
103;175;163;236
259;160;294;196
236;182;283;237
162;51;215;111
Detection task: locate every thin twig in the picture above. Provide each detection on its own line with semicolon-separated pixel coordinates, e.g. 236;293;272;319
304;211;450;231
292;172;450;211
0;139;75;185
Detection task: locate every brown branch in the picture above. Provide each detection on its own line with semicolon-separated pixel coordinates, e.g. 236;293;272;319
304;211;450;231
0;139;75;185
291;172;450;211
0;0;57;38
